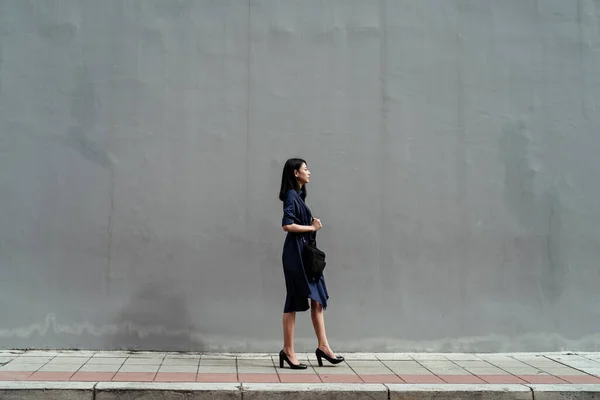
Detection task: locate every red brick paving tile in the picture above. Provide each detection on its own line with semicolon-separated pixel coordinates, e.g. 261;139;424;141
26;371;75;381
438;375;486;384
70;372;116;382
112;372;156;382
360;374;404;383
398;374;445;384
477;375;527;384
196;373;238;382
238;373;280;383
518;375;569;384
154;372;197;382
319;374;363;383
559;375;600;384
279;374;322;383
0;372;33;381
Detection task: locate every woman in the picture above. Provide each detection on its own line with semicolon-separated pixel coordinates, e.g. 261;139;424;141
278;158;344;369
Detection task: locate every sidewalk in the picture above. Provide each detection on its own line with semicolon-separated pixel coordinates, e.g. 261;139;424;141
1;350;600;399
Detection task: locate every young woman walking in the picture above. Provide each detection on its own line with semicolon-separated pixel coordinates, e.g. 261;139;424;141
278;158;344;369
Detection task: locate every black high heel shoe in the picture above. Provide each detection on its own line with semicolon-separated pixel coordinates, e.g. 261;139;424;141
315;348;345;366
279;350;308;369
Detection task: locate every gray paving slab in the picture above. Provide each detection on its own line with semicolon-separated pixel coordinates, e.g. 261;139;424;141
381;361;432;374
56;351;98;357
419;361;464;369
0;364;41;372
487;361;530;367
45;357;89;365
92;352;132;358
199;355;237;360
374;353;414;361
78;364;122;372
0;351;25;355
545;355;592;364
520;361;568;369
579;369;600;376
225;353;272;359
477;357;520;365
237;359;274;367
162;357;201;366
539;368;589;375
345;360;386;367
9;357;53;364
503;369;548;375
158;365;199;373
160;360;201;367
197;366;237;373
427;368;473;375
382;360;424;368
341;353;381;360
118;364;161;373
410;354;452;361
512;356;558;362
444;354;484;361
453;360;498;368
388;368;433;375
19;351;61;357
560;362;600;369
200;358;237;366
582;356;600;362
237;367;277;374
121;358;164;365
84;357;127;365
129;351;167;358
38;364;83;372
351;367;397;375
462;367;510;375
164;354;202;359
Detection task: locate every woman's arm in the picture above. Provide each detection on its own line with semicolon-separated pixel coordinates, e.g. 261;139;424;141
283;218;321;233
281;190;322;233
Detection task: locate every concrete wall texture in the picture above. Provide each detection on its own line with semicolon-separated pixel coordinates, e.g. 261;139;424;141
1;0;599;352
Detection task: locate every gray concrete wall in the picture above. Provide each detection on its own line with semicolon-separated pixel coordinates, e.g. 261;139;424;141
1;0;599;352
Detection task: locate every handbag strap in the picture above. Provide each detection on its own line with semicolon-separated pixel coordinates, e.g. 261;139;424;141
308;218;317;245
306;204;318;245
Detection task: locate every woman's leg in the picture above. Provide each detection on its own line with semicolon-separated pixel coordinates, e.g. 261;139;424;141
283;312;300;364
310;300;336;357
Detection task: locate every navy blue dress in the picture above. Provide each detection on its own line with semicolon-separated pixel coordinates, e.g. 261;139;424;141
281;189;329;313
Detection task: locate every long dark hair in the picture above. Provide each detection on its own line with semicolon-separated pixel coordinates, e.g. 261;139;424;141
279;158;307;201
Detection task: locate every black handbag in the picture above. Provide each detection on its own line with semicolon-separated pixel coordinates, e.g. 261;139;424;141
302;232;326;281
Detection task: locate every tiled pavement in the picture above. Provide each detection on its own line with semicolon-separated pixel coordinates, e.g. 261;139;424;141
1;350;600;384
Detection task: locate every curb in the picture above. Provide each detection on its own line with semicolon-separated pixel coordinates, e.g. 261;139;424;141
242;383;388;400
0;382;95;400
387;384;531;400
527;384;600;400
95;382;241;400
0;382;599;400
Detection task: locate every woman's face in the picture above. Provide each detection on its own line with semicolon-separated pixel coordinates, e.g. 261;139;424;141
295;163;311;186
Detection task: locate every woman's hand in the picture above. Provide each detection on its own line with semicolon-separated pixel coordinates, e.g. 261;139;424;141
311;218;322;231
